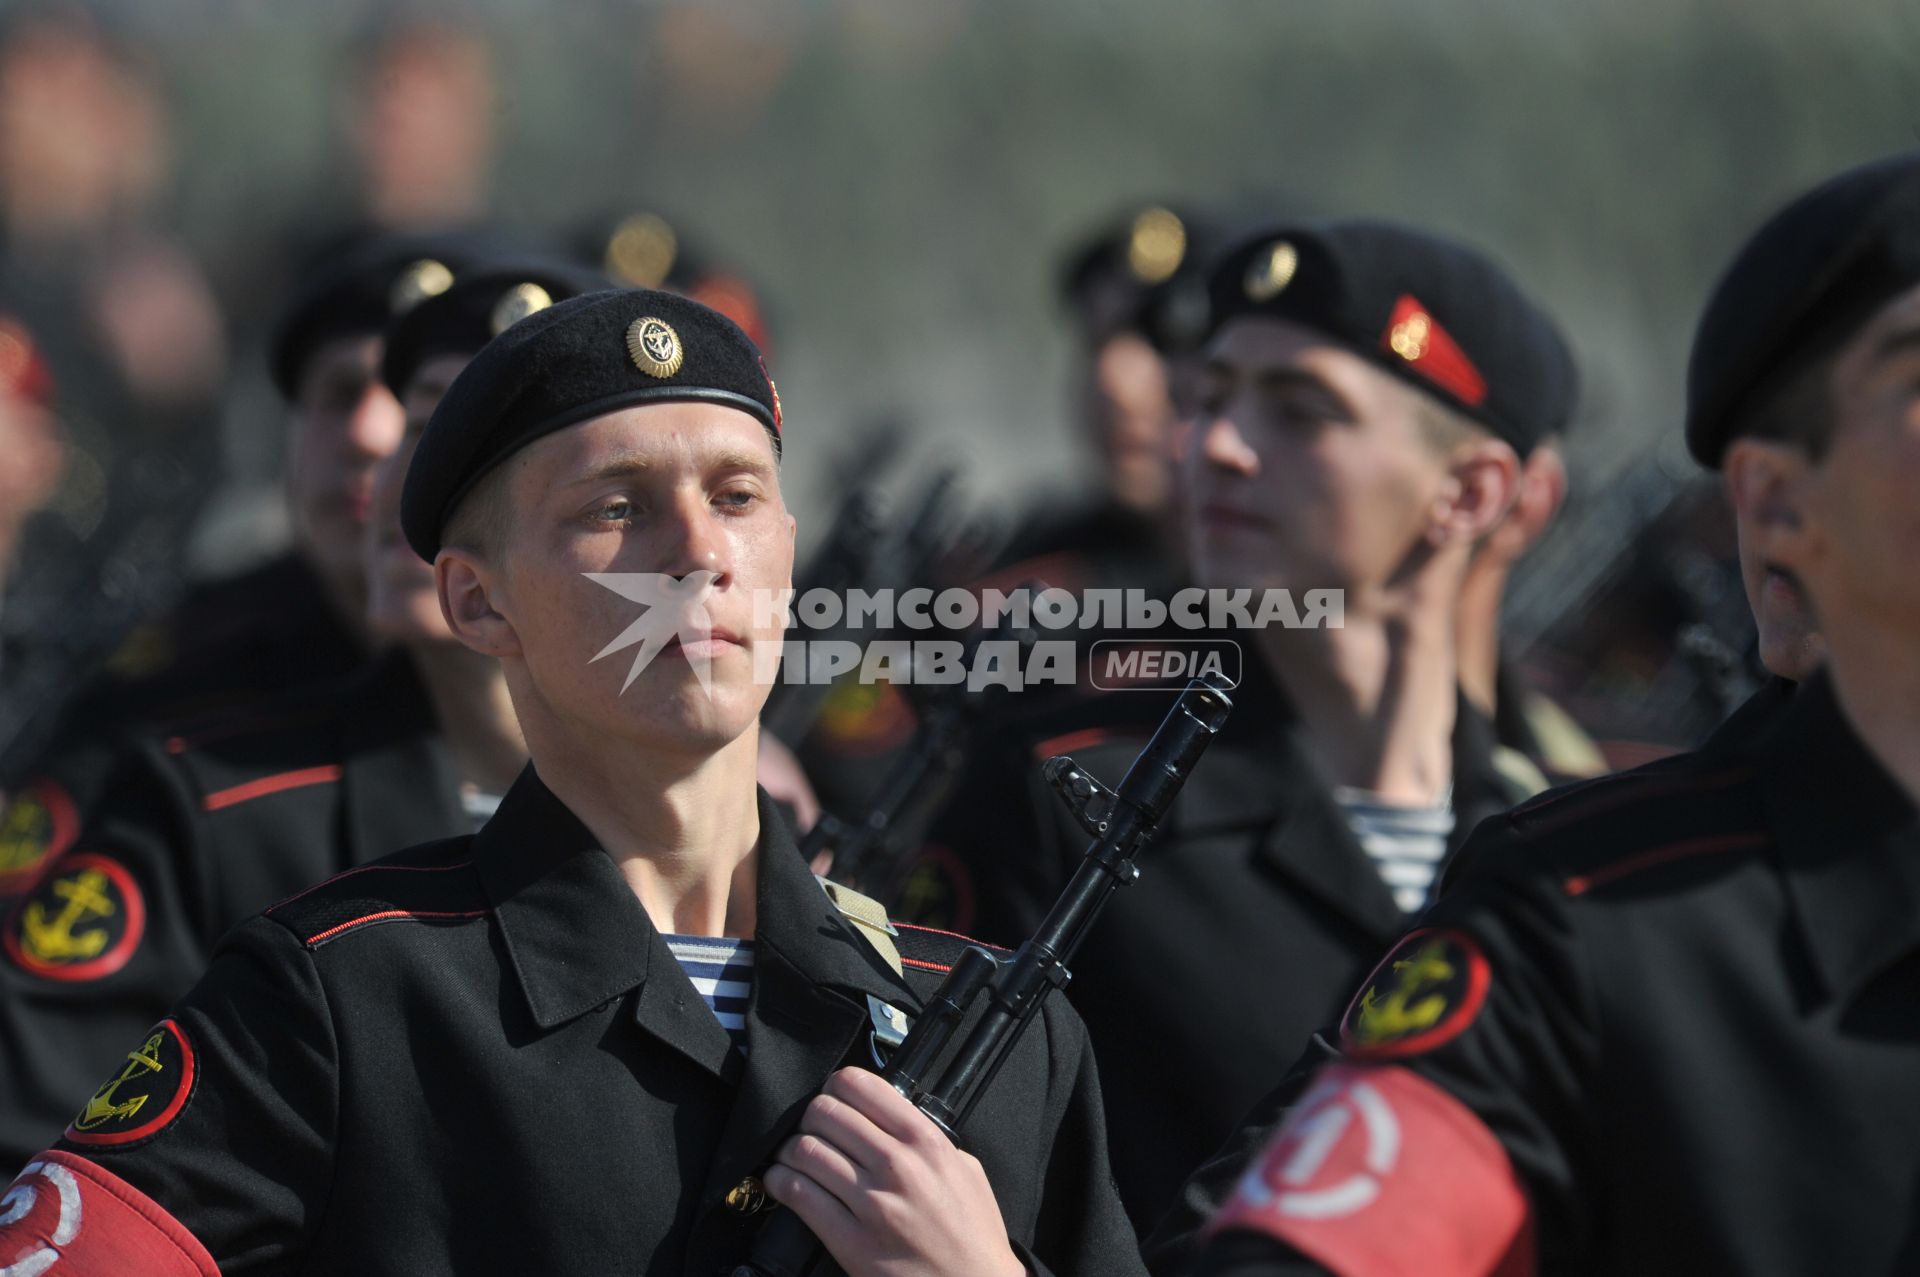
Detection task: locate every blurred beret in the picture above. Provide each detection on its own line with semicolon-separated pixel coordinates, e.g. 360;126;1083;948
1060;204;1259;354
576;209;775;352
1687;152;1920;467
380;257;614;396
401;287;782;562
1206;220;1577;457
269;228;513;398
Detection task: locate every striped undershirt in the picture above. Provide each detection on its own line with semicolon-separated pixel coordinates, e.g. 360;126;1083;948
665;934;756;1053
1332;787;1456;914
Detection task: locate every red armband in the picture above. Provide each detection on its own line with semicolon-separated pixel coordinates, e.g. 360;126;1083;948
0;1149;217;1276
1206;1063;1533;1277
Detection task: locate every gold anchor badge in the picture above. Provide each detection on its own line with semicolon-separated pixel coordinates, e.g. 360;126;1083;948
74;1030;166;1131
20;867;116;963
1350;939;1456;1046
626;317;684;379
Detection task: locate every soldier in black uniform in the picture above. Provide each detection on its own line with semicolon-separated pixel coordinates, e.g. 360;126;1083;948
18;231;512;761
906;219;1578;1232
0;287;1139;1275
1192;151;1920;1277
0;258;610;1165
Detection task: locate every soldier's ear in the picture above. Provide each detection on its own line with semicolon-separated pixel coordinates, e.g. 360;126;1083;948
1724;438;1817;575
435;549;521;659
1430;437;1522;547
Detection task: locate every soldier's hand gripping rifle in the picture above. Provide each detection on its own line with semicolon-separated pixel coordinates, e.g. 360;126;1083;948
731;672;1235;1277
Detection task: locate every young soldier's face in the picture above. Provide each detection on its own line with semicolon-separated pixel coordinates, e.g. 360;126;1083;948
365;353;468;643
486;402;794;753
290;333;407;600
1188;317;1453;602
1779;282;1920;641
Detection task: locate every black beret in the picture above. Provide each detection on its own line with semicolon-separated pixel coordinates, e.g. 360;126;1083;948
1687;152;1920;468
380;257;614;396
401;288;782;562
1206;220;1577;457
1060;204;1257;353
268;228;513;398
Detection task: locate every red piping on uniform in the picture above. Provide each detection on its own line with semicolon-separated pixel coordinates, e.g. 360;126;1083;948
201;765;343;812
901;957;953;973
1031;727;1118;761
1562;830;1770;897
269;859;475;913
1516;767;1753;838
306;908;490;946
894;921;1001;949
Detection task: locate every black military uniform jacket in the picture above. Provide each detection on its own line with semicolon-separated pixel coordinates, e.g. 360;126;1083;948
22;552;368;780
1194;670;1920;1276
1143;675;1803;1274
908;664;1522;1230
5;770;1141;1277
0;652;462;1164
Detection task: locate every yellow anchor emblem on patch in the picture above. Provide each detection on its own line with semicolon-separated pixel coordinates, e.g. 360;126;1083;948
21;867;115;963
1351;939;1455;1045
75;1030;166;1130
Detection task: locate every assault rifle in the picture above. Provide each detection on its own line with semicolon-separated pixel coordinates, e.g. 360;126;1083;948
731;672;1234;1277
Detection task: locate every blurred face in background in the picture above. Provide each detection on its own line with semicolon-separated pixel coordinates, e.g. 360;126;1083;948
367;352;468;643
289;334;407;606
350;27;494;227
0;16;166;240
1188;316;1457;606
1079;330;1176;515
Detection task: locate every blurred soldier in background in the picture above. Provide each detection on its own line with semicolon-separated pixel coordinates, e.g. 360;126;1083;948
0;232;507;909
1192;151;1920;1277
1454;435;1609;789
344;18;497;233
988;203;1243;598
908;218;1578;1231
21;232;506;754
0;256;605;1165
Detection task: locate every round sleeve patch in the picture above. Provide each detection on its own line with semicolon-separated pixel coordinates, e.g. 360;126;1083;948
1340;928;1491;1059
65;1018;198;1146
3;852;146;981
0;779;81;893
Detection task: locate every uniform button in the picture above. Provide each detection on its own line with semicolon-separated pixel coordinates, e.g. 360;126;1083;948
725;1175;771;1214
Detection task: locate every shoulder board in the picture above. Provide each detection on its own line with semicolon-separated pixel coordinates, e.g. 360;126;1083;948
265;839;485;948
153;693;348;814
817;876;902;977
1476;751;1769;897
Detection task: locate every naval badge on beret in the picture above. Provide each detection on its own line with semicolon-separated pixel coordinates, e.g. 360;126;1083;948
400;288;783;562
1206;219;1577;457
627;317;684;378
